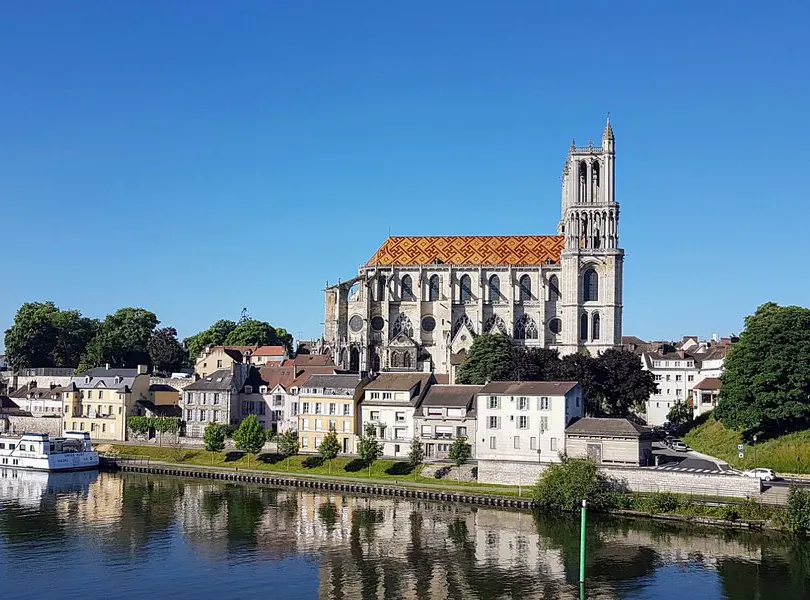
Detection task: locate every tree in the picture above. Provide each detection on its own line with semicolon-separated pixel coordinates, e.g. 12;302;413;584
79;307;159;371
533;457;619;512
357;422;383;478
233;415;266;468
455;334;515;384
556;353;606;416
407;438;425;480
319;427;341;474
716;303;810;438
448;436;472;482
148;327;187;374
521;347;563;381
277;429;300;471
4;302;98;370
667;401;694;431
184;319;237;365
598;348;657;416
203;423;227;463
225;319;294;355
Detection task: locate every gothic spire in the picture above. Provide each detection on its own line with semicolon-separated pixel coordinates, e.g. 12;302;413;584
603;115;614;141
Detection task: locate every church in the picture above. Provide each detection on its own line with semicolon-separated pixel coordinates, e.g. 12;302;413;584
323;120;623;375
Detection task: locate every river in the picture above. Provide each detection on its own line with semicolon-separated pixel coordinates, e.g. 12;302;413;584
0;469;808;599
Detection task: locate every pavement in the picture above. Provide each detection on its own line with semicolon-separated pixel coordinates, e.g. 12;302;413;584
644;441;729;474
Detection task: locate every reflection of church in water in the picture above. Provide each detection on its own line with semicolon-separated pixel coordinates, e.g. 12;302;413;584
323;121;624;375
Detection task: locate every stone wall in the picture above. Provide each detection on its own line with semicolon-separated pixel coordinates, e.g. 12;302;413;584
0;415;63;437
149;377;195;390
477;459;761;499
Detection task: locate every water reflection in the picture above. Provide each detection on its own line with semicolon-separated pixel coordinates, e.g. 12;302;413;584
0;471;809;599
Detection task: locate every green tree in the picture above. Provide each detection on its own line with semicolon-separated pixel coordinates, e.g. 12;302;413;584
357;422;383;478
598;348;657;416
319;427;341;474
148;327;187;374
455;334;515;384
716;303;810;437
184;319;237;364
407;438;425;480
233;415;266;468
667;401;694;431
224;319;294;355
4;302;98;370
520;347;563;381
79;307;159;371
533;457;619;512
556;353;606;416
203;423;227;463
277;429;300;471
786;486;810;533
448;436;472;482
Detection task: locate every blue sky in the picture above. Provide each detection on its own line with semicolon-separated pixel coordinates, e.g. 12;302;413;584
1;1;808;346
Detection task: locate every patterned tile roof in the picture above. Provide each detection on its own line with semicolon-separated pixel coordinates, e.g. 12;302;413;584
366;235;565;267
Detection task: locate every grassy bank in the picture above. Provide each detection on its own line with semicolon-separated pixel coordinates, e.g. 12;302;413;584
102;444;524;496
684;415;810;474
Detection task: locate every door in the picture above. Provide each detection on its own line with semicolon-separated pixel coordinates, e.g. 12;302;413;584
342;437;349;453
426;444;434;458
586;443;602;464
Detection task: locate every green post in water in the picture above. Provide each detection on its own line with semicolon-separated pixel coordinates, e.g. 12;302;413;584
579;499;587;584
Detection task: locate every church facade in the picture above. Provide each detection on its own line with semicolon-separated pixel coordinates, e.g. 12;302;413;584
324;121;623;374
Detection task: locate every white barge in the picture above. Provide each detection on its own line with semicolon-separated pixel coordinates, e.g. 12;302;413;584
0;432;98;471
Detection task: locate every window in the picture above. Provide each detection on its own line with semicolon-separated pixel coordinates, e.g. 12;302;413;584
302;437;309;449
201;393;207;405
401;275;415;301
488;416;499;429
382;392;392;400
421;425;432;436
217;359;223;368
488;396;500;409
427;407;442;417
687;361;695;368
329;403;336;415
343;421;351;432
428;275;440;301
583;268;598;301
654;374;662;381
200;410;206;421
539;416;548;431
666;375;671;381
489;436;496;450
212;411;219;423
539;397;549;410
519;275;532;301
530;437;537;450
688;374;695;382
245;385;253;395
518;415;528;429
548;318;562;335
550;438;558;451
370;392;380;400
676;389;682;397
329;420;336;431
391;313;414;338
458;274;473;303
396;412;405;422
653;389;661;395
301;418;309;430
514;314;538;340
675;375;682;382
513;436;521;449
370;410;380;421
489;274;501;302
580;313;588;340
549;275;561;301
186;409;193;421
394;428;406;439
302;402;310;414
343;404;351;416
377;275;387;301
315;419;322;431
457;426;467;437
315;402;322;414
102;424;106;433
592;313;600;340
213;393;220;404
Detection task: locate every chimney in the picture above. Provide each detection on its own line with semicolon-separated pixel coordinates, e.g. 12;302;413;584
137;364;148;375
28;380;36;390
711;333;718;343
105;363;110;370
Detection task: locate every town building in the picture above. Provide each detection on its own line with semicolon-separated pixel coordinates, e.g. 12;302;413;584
692;377;722;419
475;381;583;465
248;346;288;366
323;121;624;375
194;345;256;377
8;383;64;416
359;372;434;458
565;417;652;466
61;366;151;441
181;364;249;437
642;335;734;426
414;384;481;459
297;374;367;454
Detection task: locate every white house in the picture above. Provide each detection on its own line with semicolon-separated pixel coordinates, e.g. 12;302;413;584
475;381;583;467
359;372;433;458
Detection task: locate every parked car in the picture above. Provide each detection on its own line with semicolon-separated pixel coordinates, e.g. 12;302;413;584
664;436;676;447
671;440;689;452
743;468;777;481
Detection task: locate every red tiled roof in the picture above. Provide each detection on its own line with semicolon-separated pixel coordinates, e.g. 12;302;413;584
693;377;722;391
253;346;286;357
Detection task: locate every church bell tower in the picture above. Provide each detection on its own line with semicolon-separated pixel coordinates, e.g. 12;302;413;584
558;119;623;354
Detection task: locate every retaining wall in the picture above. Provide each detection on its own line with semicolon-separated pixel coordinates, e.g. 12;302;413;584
0;415;62;436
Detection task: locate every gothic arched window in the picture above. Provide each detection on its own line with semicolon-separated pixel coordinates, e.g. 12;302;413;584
339;347;347;369
484;314;507;335
403;352;412;369
489;274;501;302
391;313;414;338
459;275;472;303
428;275;440;302
519;275;532;302
514;315;538;340
391;351;401;368
371;352;381;372
401;275;415;301
452;314;475;338
580;313;589;341
377;275;387;301
583;269;598;302
592;313;601;341
349;347;360;372
549;275;561;301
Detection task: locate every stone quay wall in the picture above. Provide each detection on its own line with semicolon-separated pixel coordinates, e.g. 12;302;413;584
0;415;63;437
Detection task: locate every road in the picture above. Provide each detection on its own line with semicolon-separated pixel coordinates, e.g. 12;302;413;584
644;441;725;473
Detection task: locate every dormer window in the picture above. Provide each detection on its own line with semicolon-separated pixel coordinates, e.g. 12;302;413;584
114;376;122;385
259;386;267;394
84;376;91;384
244;385;253;394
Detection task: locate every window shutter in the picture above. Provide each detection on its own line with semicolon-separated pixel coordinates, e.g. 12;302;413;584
497;416;501;429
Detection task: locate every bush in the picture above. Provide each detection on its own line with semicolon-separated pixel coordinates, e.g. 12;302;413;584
642;491;680;514
533;458;620;512
718;504;741;521
787;486;810;533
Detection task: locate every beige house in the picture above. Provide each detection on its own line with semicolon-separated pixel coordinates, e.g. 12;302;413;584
298;374;367;454
565;417;652;466
248;346;287;366
62;366;151;442
194;345;256;377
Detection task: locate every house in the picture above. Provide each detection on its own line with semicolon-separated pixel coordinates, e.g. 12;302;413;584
249;346;288;366
475;381;583;468
9;382;64;416
359;372;433;458
565;417;652;466
282;354;335;368
61;365;151;441
194;345;256;377
692;377;722;419
414;384;481;459
181;364;249;437
148;383;182;407
0;395;21;414
297;374;366;454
